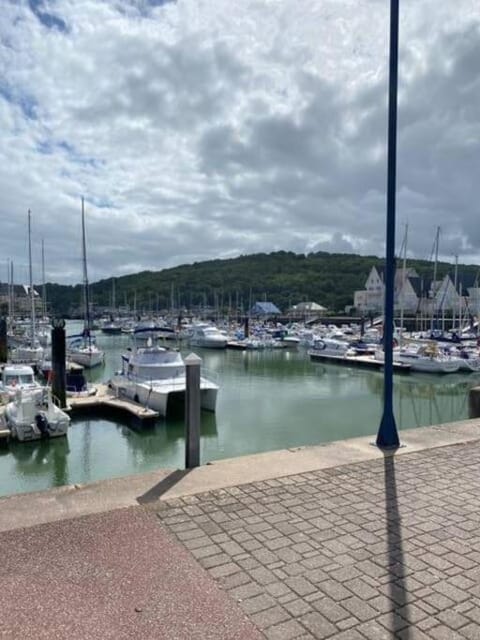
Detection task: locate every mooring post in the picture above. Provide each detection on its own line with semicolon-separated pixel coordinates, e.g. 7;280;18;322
51;318;66;409
244;316;249;339
185;353;201;468
0;317;7;364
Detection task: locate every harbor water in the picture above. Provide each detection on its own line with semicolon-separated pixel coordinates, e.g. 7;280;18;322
1;325;479;496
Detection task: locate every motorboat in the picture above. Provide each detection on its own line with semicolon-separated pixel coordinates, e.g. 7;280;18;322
189;324;229;349
109;345;219;416
397;343;462;374
101;320;123;335
0;364;44;401
9;342;44;366
4;387;70;441
308;337;351;361
132;322;177;344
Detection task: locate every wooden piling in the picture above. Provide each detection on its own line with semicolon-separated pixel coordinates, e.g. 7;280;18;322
51;319;66;408
0;317;7;363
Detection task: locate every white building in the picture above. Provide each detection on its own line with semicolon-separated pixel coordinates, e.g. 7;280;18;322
354;266;480;317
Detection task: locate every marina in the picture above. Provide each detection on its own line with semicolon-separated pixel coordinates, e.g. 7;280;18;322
1;322;480;496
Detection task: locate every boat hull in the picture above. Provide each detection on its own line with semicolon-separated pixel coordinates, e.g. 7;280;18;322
110;376;218;416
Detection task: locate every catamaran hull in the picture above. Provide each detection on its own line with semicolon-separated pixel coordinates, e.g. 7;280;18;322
110;377;218;416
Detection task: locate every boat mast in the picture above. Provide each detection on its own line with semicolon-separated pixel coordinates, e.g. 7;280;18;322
453;254;458;331
399;222;408;346
41;238;47;319
10;261;14;328
7;260;11;324
430;226;440;333
111;277;116;317
28;209;36;346
81;196;91;345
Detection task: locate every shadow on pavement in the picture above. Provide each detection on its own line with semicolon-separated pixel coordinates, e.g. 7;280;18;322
136;469;192;504
383;452;411;639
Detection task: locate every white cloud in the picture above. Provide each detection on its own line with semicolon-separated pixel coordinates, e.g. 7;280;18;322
1;0;479;284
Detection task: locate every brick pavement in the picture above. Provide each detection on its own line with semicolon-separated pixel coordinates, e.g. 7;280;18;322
156;442;480;639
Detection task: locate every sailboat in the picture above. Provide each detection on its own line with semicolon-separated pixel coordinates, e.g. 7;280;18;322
67;197;105;368
10;210;44;365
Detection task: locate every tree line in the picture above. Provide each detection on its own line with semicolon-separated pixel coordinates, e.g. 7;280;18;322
31;250;480;317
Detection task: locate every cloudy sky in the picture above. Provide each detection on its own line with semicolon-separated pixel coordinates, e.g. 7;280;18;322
1;0;479;285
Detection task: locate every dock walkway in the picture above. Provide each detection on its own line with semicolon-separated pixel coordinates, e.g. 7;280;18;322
67;382;159;421
2;420;480;638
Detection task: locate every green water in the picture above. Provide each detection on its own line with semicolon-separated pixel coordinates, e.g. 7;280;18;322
1;325;478;496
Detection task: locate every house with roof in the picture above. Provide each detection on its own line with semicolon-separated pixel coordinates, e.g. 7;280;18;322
0;283;42;315
354;266;420;313
354;266;480;316
288;301;327;318
249;301;281;317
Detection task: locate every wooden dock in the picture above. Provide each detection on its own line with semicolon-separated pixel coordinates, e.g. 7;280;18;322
67;384;159;422
309;351;411;373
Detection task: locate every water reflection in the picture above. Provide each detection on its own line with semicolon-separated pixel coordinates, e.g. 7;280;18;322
8;437;70;486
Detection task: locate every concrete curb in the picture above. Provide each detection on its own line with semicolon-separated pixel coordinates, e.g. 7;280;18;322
1;418;480;532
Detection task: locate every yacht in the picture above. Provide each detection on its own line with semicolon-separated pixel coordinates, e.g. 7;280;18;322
397;343;462;374
109;344;219;416
0;364;44;401
308;337;351;361
189;324;229;349
4;387;70;441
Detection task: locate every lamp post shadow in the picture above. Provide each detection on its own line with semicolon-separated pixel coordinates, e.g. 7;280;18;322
383;451;412;639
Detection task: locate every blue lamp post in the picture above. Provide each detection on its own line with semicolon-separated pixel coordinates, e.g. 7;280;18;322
376;0;401;448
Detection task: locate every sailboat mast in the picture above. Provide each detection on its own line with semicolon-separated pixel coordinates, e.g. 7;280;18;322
7;260;11;322
28;209;36;346
41;238;47;318
453;254;458;330
430;226;440;333
10;261;14;326
81;197;91;341
399;223;408;345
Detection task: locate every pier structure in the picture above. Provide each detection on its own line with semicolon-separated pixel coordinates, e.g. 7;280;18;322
67;382;159;422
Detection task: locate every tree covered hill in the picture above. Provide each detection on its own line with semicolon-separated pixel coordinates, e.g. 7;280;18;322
36;250;480;317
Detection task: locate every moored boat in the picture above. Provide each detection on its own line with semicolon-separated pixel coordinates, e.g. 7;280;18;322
4;387;70;441
109;344;219;416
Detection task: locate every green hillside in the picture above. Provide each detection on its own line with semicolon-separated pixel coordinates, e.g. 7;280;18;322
35;251;480;317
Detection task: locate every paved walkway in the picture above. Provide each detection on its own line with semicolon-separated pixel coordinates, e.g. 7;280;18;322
2;424;480;638
0;507;262;640
156;442;480;639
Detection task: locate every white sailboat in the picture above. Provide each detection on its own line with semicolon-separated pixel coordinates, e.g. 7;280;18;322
10;210;44;365
67;197;105;369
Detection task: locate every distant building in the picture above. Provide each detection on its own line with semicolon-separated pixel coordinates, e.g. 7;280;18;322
249;301;281;317
0;283;42;315
288;301;327;318
354;266;480;316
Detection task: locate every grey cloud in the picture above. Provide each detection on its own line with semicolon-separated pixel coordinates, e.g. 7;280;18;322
1;1;480;283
